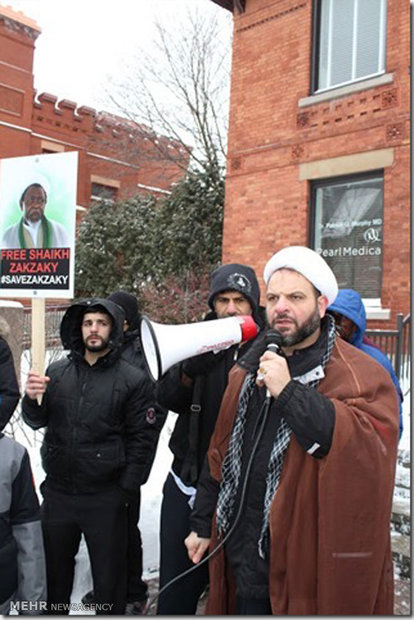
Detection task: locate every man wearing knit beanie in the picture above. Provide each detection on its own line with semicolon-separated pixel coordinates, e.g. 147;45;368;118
155;263;264;615
186;246;399;615
207;263;261;324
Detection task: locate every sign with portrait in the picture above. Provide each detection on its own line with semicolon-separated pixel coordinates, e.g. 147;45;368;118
0;152;78;298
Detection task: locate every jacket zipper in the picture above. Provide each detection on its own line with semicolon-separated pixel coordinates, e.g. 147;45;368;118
71;367;88;493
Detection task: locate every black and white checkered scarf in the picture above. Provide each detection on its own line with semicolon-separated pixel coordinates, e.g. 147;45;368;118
216;314;337;557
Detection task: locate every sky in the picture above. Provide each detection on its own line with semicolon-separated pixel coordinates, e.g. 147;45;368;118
4;0;231;111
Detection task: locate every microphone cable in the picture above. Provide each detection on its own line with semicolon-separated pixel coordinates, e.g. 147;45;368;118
145;330;283;614
145;393;274;614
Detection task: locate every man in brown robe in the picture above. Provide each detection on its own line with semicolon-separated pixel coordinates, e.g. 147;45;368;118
185;246;399;615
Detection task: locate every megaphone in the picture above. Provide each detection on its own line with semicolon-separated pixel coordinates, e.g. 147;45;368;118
140;314;258;381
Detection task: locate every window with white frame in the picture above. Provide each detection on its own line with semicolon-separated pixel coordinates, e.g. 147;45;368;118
313;0;387;93
91;183;118;202
310;172;384;302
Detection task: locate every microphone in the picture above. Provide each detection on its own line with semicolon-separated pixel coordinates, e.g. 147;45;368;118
265;329;282;354
257;330;283;399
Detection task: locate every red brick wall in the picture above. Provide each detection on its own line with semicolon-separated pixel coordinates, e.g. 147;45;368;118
0;10;37;132
222;0;410;325
0;7;187;211
29;95;185;205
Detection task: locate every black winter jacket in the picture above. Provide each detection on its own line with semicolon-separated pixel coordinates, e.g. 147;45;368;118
118;329;168;484
22;298;158;496
155;310;265;486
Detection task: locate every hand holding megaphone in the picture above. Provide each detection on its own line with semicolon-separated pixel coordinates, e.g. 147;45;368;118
181;350;224;380
140;314;259;381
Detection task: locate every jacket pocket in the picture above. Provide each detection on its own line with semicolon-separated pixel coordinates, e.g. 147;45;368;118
76;441;126;486
40;442;69;482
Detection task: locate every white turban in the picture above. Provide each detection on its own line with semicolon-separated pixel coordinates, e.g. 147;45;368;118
263;246;338;305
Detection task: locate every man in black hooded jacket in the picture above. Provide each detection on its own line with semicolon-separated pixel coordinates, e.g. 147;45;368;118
155;263;264;615
82;291;168;614
22;298;158;615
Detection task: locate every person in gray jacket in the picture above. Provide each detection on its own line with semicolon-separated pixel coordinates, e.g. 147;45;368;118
0;433;47;615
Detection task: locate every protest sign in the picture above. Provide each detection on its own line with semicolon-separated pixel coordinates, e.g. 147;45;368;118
0;151;77;299
0;152;78;400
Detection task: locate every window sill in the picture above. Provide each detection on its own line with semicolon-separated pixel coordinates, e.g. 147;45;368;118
298;73;394;108
91;196;115;204
365;307;391;321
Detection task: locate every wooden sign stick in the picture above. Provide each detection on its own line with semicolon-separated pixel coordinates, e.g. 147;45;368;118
31;297;46;405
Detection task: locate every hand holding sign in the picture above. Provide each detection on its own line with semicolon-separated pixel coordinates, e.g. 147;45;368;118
25;368;50;402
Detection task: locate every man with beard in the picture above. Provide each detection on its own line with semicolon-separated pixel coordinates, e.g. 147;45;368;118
185;246;399;615
2;182;69;249
81;291;167;614
22;299;158;615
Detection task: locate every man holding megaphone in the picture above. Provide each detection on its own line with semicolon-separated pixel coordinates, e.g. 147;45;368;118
155;263;264;615
186;246;399;615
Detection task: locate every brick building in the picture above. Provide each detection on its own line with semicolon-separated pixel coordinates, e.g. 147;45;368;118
0;4;188;224
212;0;410;326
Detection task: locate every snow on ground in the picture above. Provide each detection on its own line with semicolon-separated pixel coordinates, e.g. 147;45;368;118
140;413;176;578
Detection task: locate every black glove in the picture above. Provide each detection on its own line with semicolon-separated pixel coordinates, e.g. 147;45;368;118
182;350;225;379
